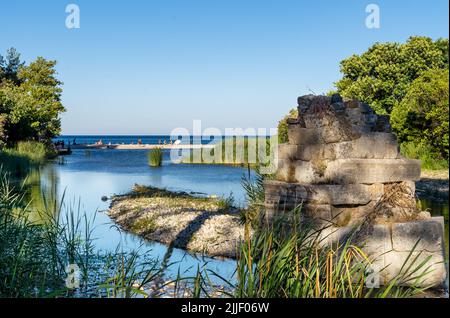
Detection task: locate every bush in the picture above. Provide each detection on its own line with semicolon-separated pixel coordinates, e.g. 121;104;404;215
147;148;163;167
391;69;449;161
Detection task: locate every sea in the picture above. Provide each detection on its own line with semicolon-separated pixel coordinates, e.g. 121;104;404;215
54;135;221;145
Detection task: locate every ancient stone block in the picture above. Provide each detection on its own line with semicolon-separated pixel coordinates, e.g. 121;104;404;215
344;99;360;109
331;202;376;227
302;204;333;221
287;125;321;145
287;133;399;161
325;133;399;159
275;159;298;183
278;144;298;160
391;217;445;253
264;180;382;206
324;159;421;184
314;219;447;287
382;249;447;287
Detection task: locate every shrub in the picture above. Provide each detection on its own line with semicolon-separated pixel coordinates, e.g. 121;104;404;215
391;69;449;161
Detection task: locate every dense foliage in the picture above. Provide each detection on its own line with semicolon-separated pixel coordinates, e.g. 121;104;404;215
391;68;449;160
0;48;65;147
334;36;449;164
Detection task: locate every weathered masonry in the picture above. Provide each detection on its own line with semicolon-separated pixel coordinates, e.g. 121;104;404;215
265;94;447;287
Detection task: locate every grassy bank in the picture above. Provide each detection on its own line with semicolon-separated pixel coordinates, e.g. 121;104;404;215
0;141;55;176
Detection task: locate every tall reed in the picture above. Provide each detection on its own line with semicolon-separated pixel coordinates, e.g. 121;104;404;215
0;168;163;298
147;148;163;167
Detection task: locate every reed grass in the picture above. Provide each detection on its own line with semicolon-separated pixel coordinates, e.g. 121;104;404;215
147;148;163;167
0;168;165;298
0;141;49;177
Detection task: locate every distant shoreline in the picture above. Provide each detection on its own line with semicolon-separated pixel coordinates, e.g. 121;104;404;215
71;143;215;150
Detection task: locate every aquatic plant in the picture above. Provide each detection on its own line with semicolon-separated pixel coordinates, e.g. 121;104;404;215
147;148;163;167
0;141;49;176
0;168;163;298
240;165;266;227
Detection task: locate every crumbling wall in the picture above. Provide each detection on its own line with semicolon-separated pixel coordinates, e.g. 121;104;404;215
264;94;447;288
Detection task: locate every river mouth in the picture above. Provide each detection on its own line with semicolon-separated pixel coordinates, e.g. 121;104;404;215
28;148;253;285
23;148;449;293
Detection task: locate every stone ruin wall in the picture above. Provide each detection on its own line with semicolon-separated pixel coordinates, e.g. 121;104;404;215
264;94;447;287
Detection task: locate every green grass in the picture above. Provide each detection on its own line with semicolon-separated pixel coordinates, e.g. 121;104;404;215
147;148;163;167
401;141;449;170
130;216;157;233
0;141;50;176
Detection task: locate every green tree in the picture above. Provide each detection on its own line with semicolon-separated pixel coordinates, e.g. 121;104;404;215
0;48;24;84
0;49;65;146
336;36;448;115
391;69;449;159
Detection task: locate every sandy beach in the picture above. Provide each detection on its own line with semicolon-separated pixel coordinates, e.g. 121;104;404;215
71;143;215;150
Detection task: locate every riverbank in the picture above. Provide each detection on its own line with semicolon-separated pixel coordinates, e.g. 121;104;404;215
108;185;247;258
416;169;449;202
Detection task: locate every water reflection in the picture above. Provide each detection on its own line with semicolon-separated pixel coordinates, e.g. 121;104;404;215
14;149;450;284
20;149;249;283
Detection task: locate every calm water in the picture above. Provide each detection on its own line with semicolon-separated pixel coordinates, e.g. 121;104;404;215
34;148;255;282
26;143;450;284
54;135;229;146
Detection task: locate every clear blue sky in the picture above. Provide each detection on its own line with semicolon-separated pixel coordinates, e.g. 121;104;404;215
0;0;448;135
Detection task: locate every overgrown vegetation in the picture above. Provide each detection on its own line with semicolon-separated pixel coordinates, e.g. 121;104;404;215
0;141;54;177
229;210;432;298
147;148;163;167
335;36;449;167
